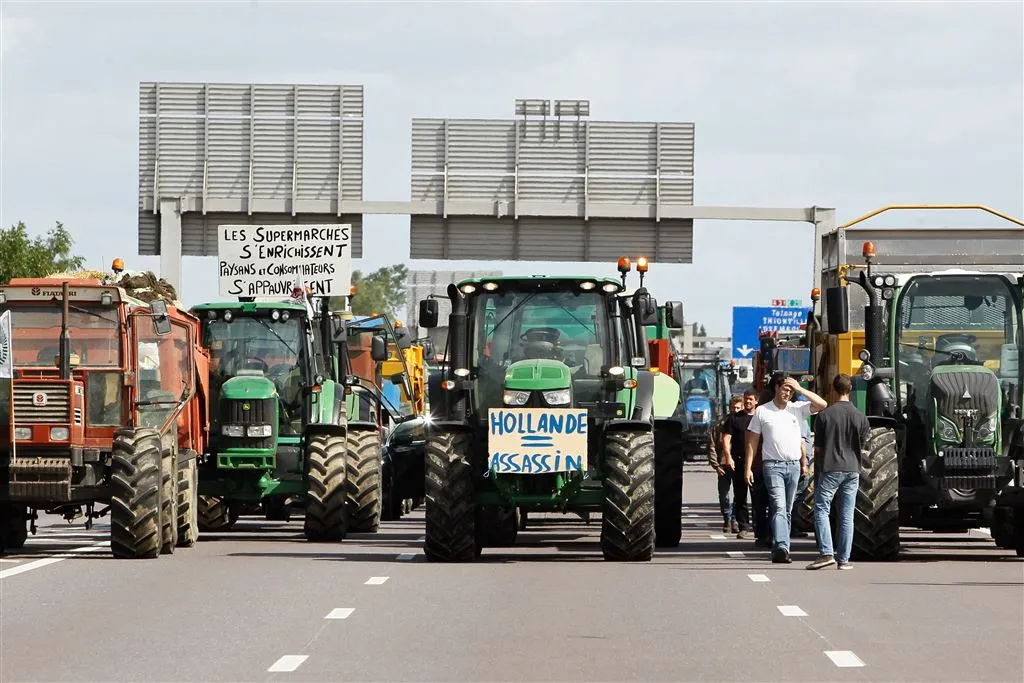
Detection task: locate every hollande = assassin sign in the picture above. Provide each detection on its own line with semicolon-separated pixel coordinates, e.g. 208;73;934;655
217;224;352;298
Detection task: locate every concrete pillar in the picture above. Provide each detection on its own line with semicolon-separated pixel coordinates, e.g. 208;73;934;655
159;199;183;295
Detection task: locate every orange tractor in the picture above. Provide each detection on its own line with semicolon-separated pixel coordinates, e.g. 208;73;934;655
0;264;209;558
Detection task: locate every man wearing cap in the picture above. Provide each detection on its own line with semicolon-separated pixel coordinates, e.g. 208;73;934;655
744;373;827;564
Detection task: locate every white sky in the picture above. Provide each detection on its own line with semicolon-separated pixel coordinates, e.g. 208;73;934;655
1;1;1022;339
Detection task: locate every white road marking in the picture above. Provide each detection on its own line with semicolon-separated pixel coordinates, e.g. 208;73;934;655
267;655;308;673
710;534;726;540
396;553;417;561
748;574;770;582
686;513;699;518
0;543;108;580
324;608;355;620
365;576;389;585
0;559;21;563
971;527;992;537
726;550;745;558
825;650;866;668
778;605;808;617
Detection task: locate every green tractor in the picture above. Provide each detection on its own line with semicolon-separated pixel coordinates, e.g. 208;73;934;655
189;297;388;540
416;265;684;562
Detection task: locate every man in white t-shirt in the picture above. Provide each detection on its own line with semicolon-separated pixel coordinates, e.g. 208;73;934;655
744;373;827;564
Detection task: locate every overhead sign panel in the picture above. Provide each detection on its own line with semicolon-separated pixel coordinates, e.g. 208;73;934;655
730;306;811;360
405;269;502;328
217;223;352;298
408;111;695;263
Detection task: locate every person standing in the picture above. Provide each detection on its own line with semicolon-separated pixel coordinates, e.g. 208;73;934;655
745;374;827;563
806;373;870;570
710;395;744;533
721;390;758;539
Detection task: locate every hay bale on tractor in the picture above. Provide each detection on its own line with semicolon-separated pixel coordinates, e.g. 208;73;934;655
46;269;182;307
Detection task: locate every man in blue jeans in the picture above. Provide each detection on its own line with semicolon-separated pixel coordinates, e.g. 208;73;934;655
744;373;827;563
806;373;870;570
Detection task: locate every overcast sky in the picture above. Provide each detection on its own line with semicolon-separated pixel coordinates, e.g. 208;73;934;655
2;1;1021;342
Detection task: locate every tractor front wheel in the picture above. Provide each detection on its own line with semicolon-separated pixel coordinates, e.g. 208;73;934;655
109;428;163;559
424;431;475;562
197;496;238;532
304;434;349;542
0;503;28;552
176;452;199;547
601;430;656;561
345;429;383;533
159;445;179;554
851;427;900;561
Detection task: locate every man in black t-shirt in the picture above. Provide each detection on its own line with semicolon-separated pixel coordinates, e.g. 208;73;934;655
721;389;758;539
806;373;870;570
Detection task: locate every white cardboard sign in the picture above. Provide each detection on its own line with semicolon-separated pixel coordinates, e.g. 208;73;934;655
487;408;589;474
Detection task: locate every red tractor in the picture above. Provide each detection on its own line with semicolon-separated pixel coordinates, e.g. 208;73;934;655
0;265;209;558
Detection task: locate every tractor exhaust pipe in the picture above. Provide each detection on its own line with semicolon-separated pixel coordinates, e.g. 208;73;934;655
58;281;71;380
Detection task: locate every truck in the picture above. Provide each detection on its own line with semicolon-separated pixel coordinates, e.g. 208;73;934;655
416;258;684;561
1;268;209;558
815;205;1024;558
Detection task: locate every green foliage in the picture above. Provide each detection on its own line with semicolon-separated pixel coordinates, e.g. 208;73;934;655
332;264;409;321
0;221;86;285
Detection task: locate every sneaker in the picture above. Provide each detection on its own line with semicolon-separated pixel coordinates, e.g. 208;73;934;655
723;522;731;533
837;562;853;570
806;554;836;570
731;521;740;534
771;547;792;564
736;530;749;540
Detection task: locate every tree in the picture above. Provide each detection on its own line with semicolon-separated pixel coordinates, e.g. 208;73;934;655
0;221;85;285
332;264;409;320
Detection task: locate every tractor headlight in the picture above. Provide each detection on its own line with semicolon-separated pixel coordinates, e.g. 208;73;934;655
860;363;874;381
222;424;245;438
542;389;571;406
14;427;31;440
976;416;997;442
601;283;619;293
503;390;531;406
937;416;959;442
49;427;70;441
247;424;273;438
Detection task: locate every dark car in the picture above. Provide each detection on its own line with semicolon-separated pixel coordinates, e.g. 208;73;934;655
381;416;428;520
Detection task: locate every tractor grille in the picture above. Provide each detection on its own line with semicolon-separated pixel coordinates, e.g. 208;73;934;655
941;447;1000;473
930;372;999;424
219;398;276;450
13;382;70;424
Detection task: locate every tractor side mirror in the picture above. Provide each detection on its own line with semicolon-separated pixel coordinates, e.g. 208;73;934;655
640;295;659;326
371;335;389;362
419;299;439;328
825;286;850;335
149;299;172;336
665;301;684;329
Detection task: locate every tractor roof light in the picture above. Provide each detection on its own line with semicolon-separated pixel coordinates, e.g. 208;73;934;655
862;241;876;259
111;257;125;272
884;274;896;287
222;310;233;323
206;310;217;320
271;309;281;321
281;310;290;322
579;281;597;291
482;281;499;291
100;292;113;306
601;283;619;293
636;256;649;273
617;256;632;273
460;283;477;295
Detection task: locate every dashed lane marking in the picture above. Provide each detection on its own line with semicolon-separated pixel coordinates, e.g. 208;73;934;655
0;542;108;580
825;651;866;668
396;553;417;561
365;576;389;585
748;574;770;582
324;608;355;620
0;559;21;563
267;655;308;673
726;550;745;558
686;513;699;518
710;534;726;539
778;605;808;617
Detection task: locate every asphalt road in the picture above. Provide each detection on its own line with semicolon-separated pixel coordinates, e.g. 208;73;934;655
2;465;1022;683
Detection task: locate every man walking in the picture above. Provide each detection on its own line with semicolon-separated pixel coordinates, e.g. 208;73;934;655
710;395;743;533
745;374;827;563
721;390;758;539
806;374;870;570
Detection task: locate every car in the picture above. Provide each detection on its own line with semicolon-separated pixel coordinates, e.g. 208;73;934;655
381;415;428;520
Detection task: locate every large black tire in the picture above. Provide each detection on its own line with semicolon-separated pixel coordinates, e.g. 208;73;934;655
991;507;1014;550
381;475;404;521
304;433;349;542
110;428;163;559
795;460;816;534
852;426;900;561
476;506;518;548
345;429;382;533
601;430;656;561
0;503;28;551
1013;509;1024;558
176;453;199;547
654;423;684;548
423;431;476;562
197;495;238;532
160;446;179;554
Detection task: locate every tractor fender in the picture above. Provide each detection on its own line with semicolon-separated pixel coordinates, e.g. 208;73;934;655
867;415;900;432
305;423;347;439
629;370;655;423
606;419;654;433
347;420;380;432
652;416;683;434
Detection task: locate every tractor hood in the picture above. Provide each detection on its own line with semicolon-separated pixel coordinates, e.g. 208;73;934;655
504;359;571;391
684;394;713;425
929;365;1000;444
221;373;279;401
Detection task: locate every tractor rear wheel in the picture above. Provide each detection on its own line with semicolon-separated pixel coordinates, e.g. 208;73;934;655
197;496;238;532
159;446;179;554
175;452;199;547
110;428;163;559
992;507;1014;550
654;422;683;548
424;431;475;562
601;430;656;561
304;433;349;542
0;503;28;551
851;426;900;561
345;429;382;533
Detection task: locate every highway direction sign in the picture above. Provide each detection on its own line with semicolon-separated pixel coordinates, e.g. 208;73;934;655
730;306;811;360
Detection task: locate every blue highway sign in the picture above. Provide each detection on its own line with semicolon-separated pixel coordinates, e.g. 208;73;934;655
731;306;812;360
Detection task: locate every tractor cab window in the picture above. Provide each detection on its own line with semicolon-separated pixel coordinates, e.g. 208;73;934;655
680;365;717;397
135;321;192;431
203;315;305;432
894;275;1022;413
7;305;121;368
472;290;611;410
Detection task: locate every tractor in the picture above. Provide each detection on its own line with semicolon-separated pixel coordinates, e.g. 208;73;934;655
674;353;736;463
1;268;209;558
821;236;1024;559
416;258;684;562
189;292;388;541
